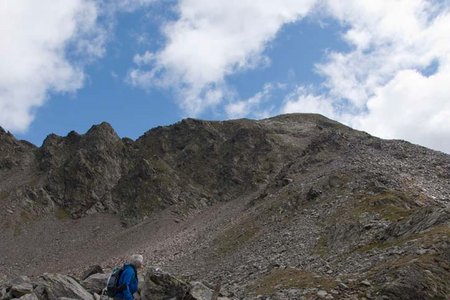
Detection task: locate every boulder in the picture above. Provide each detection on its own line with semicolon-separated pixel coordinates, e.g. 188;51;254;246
17;294;39;300
189;282;213;300
81;273;109;294
81;265;104;281
140;268;190;300
1;287;8;300
92;293;109;300
1;276;33;299
10;282;34;298
34;273;93;300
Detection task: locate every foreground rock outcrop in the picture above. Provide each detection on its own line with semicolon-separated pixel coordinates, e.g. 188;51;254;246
0;268;224;300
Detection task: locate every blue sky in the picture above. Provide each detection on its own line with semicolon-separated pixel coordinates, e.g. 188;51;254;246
1;1;450;153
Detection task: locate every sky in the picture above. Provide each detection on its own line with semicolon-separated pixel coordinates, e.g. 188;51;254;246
1;0;450;154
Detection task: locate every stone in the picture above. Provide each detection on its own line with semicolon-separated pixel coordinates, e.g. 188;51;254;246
81;265;104;281
140;268;190;300
317;290;328;298
34;273;94;300
17;293;39;300
1;287;8;300
81;273;109;294
338;282;349;290
307;187;322;201
416;248;428;255
10;282;34;298
189;281;213;300
360;280;371;287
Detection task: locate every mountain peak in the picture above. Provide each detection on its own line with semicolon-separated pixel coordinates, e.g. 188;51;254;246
85;122;120;142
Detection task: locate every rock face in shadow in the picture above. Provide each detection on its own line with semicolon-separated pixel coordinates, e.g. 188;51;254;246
140;268;191;300
81;273;109;295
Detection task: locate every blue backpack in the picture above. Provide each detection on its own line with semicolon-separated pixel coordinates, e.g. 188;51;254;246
105;267;126;297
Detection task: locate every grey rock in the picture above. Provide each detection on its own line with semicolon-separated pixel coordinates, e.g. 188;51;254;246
338;282;349;290
81;273;109;294
189;281;213;300
10;282;34;298
317;290;328;298
34;273;93;300
1;288;8;300
307;187;322;201
361;280;371;287
141;268;190;300
17;293;38;300
80;265;103;281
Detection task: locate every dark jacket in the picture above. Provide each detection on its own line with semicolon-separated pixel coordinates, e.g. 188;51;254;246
115;264;138;300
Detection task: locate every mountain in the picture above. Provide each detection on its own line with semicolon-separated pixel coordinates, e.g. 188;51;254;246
0;114;449;299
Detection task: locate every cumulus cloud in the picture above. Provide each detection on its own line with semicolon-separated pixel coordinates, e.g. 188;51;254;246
282;87;337;119
283;0;450;153
0;0;161;133
225;83;282;119
0;0;104;132
129;0;318;115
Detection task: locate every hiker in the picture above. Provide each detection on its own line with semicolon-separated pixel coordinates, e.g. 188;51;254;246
114;254;144;300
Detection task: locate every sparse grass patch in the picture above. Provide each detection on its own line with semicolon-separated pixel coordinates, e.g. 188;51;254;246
213;217;260;256
329;191;416;224
314;235;328;257
13;224;22;236
354;191;414;221
0;190;9;200
3;219;12;229
55;207;71;220
358;224;450;253
20;210;34;222
360;191;415;221
248;268;336;295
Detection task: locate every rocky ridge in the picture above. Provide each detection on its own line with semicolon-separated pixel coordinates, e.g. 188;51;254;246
0;114;449;299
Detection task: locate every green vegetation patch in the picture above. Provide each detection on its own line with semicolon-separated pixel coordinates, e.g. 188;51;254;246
354;191;414;221
367;252;450;297
0;190;9;200
248;268;336;295
55;207;71;220
20;210;34;222
358;224;450;253
360;191;416;221
329;190;417;224
314;235;328;257
213;217;260;256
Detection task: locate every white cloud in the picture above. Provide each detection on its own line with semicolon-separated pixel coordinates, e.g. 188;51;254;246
352;67;450;152
317;0;444;107
282;87;337;119
0;0;104;132
0;0;161;133
225;83;280;119
129;0;318;115
282;0;450;153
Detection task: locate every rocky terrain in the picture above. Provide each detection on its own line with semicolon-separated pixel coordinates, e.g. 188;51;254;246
0;113;449;299
0;265;227;300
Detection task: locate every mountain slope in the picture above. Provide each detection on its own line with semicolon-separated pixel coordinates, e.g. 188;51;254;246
0;114;449;299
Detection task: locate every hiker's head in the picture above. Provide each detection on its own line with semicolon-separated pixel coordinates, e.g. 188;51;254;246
129;254;144;269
